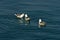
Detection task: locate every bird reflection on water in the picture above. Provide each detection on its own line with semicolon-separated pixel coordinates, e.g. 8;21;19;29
18;19;30;25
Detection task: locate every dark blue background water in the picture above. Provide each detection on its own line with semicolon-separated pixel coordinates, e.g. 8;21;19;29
0;0;60;40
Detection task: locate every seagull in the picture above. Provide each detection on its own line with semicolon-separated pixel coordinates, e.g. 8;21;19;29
38;19;46;27
25;14;30;24
25;14;30;21
14;13;24;19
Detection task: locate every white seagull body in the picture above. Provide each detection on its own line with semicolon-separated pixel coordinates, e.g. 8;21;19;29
14;13;24;19
38;19;46;27
25;14;30;21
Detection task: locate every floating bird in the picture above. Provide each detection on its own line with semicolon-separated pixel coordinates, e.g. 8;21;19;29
25;14;30;21
25;14;30;24
38;19;46;28
14;13;24;19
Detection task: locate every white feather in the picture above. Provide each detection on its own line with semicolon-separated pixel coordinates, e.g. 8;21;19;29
25;14;28;17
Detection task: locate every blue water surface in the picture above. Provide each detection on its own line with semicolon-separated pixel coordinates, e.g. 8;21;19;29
0;0;60;40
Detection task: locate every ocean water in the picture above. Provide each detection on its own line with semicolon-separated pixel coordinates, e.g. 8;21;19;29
0;0;60;40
